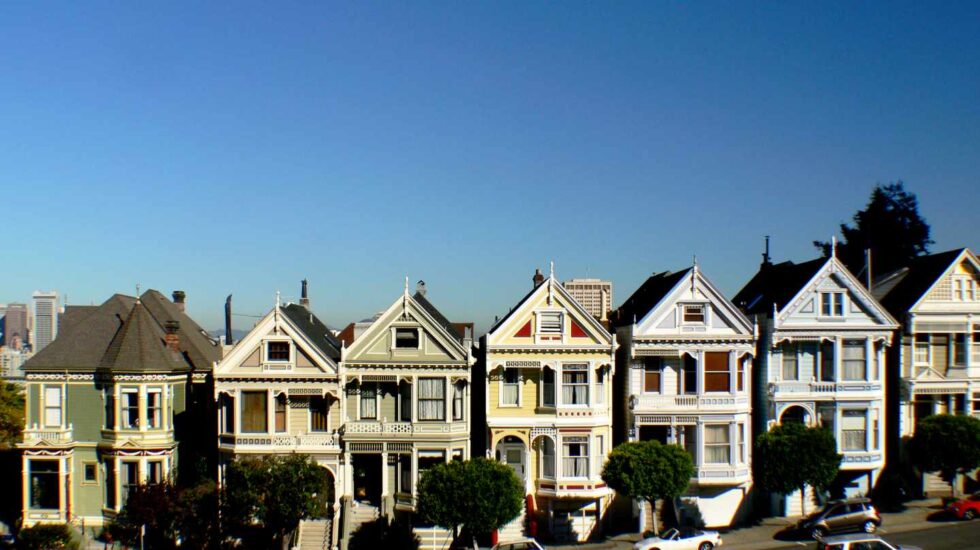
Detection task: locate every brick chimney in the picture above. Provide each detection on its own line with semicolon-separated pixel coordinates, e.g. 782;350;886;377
416;280;427;297
533;268;544;288
172;290;186;312
164;320;180;353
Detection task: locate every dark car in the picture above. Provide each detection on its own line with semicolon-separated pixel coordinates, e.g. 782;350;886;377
797;498;881;539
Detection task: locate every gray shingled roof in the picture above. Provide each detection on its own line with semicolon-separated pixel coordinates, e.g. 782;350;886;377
872;248;967;316
281;303;342;360
610;268;691;328
24;290;218;374
733;257;827;316
413;292;463;343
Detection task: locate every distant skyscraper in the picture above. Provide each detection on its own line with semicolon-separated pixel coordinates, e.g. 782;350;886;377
31;291;59;352
1;303;29;349
562;278;613;321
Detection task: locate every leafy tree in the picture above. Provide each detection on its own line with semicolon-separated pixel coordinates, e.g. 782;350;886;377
416;457;523;544
755;422;842;515
348;518;419;550
222;455;330;548
601;440;694;534
0;381;24;448
16;523;78;550
814;182;932;276
909;414;980;497
107;479;221;550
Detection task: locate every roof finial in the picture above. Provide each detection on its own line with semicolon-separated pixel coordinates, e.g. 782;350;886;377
135;283;141;303
831;236;837;258
550;260;555;280
404;275;409;296
693;254;698;268
275;290;281;308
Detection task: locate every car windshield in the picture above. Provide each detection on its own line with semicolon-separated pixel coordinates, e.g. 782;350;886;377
658;528;679;540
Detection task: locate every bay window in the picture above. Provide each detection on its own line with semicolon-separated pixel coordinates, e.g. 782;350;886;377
275;393;287;432
561;364;589;405
146;388;162;429
28;460;60;510
842;340;867;381
122;388;140;429
644;357;663;393
540;437;556;479
360;383;377;419
542;368;555;407
418;378;445;421
452;381;464;421
241;391;268;433
704;425;731;464
502;368;520;406
43;386;62;428
562;437;589;478
596;367;606;404
704;352;731;392
842;409;868;451
781;343;799;380
954;333;968;366
121;461;139;506
310;396;329;432
914;333;930;365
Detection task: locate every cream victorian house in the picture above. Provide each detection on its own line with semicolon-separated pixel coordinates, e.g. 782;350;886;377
478;268;616;543
611;264;756;530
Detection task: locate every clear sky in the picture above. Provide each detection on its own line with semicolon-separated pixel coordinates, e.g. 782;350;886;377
1;1;977;333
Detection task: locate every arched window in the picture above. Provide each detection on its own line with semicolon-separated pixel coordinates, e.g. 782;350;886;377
275;393;287;433
540;437;555;479
452;381;466;421
542;367;555;407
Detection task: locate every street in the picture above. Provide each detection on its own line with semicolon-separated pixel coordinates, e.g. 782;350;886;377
752;520;980;550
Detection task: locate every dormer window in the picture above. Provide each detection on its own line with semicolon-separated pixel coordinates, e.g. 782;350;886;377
682;304;706;324
395;328;420;349
954;277;977;301
267;341;290;362
821;292;844;317
538;311;563;334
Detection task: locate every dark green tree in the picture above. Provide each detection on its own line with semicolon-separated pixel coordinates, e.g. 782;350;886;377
16;523;77;550
416;457;523;545
601;440;694;534
348;518;419;550
0;381;25;448
755;422;842;516
814;182;932;276
222;455;330;548
909;414;980;497
106;479;220;550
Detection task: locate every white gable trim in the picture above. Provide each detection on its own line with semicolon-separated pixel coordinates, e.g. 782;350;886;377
635;267;754;336
214;307;338;376
908;249;980;313
777;257;899;328
486;277;613;346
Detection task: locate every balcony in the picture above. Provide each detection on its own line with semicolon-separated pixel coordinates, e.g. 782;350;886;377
20;426;73;446
100;428;176;448
342;421;469;438
535;478;611;498
769;380;881;398
218;433;341;452
634;394;749;412
841;451;883;469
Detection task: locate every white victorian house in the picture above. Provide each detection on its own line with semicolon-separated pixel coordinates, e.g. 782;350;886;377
734;252;898;516
611;264;756;529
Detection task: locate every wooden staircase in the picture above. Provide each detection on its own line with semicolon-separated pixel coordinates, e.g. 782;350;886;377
296;518;332;550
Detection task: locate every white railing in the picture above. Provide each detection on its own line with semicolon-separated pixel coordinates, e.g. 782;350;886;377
770;381;881;395
219;433;340;449
636;395;748;410
841;451;883;465
22;426;73;443
694;465;750;481
343;421;468;435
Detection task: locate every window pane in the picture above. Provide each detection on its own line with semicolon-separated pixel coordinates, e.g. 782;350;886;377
704;425;731;464
241;391;268;433
704;352;731;392
395;328;420;348
644;358;662;392
503;368;519;405
842;340;867;380
123;389;140;429
310;396;328;432
147;389;162;429
267;341;290;361
561;365;589;405
418;378;445;420
542;368;555;407
29;460;60;510
360;384;377;419
275;394;287;432
782;343;798;380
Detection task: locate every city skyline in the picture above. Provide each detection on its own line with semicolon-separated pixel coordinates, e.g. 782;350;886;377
1;2;978;333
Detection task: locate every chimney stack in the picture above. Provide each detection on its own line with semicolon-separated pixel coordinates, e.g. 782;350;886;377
533;268;544;288
172;290;186;312
224;295;233;346
416;280;427;297
164;320;180;353
761;236;772;268
300;279;310;308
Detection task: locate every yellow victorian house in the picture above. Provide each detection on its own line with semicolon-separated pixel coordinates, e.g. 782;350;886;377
478;267;617;543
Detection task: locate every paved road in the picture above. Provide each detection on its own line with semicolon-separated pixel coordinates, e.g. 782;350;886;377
756;520;980;549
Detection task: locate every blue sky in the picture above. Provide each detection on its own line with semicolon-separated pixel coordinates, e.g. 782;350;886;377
1;1;977;333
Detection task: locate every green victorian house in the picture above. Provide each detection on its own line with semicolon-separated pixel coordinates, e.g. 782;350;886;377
18;290;220;528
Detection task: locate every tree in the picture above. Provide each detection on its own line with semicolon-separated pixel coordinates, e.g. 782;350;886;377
416;458;523;545
16;523;78;550
0;381;24;448
222;455;330;548
909;414;980;497
107;479;220;550
348;518;419;550
601;440;694;534
814;182;932;276
755;422;842;516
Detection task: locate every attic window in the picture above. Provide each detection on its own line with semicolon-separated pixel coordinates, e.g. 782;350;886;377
267;341;290;362
683;304;706;324
820;292;844;317
538;311;564;334
395;328;420;349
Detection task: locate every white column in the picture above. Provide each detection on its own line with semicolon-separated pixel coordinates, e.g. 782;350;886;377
445;377;451;423
729;351;737;394
411;376;417;422
866;338;874;382
865;409;872;451
59;456;68;521
381;452;388;497
697;351;704;395
835;336;843;382
21;455;29;522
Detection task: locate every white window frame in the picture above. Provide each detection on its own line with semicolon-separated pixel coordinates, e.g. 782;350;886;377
952;276;976;302
121;387;140;429
359;382;379;420
561;436;590;479
42;385;63;428
263;338;293;364
643;358;663;394
393;326;421;350
500;367;521;407
146;387;163;429
681;303;707;325
540;366;556;408
703;424;732;465
560;363;590;406
82;461;99;485
913;333;931;366
841;409;869;452
536;310;564;336
820;292;845;317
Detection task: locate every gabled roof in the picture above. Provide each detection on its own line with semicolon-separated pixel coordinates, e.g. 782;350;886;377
732;258;826;316
413;292;463;344
25;290;217;374
487;274;613;342
610;269;691;327
281;303;342;360
872;248;973;315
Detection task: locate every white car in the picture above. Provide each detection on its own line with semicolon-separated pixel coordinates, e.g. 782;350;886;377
815;533;922;550
633;527;723;550
491;539;545;550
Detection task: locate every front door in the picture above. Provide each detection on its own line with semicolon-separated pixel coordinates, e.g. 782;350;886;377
499;443;525;481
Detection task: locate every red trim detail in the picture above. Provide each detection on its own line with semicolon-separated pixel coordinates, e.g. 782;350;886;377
527;494;538;537
515;321;532;338
571;318;588;338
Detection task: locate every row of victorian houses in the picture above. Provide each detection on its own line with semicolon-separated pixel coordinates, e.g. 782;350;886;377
15;247;980;547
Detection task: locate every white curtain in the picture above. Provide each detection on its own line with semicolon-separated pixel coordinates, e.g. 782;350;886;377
360;384;376;419
704;425;731;464
562;438;589;477
44;387;62;427
842;410;867;451
562;365;588;405
418;378;445;420
842;340;866;381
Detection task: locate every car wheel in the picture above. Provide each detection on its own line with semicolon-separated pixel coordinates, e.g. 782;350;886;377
698;543;713;550
862;520;877;533
965;509;976;520
811;526;826;540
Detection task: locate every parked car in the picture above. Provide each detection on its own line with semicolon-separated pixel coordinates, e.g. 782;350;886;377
946;490;980;520
796;498;881;539
814;533;921;550
633;527;723;550
491;539;545;550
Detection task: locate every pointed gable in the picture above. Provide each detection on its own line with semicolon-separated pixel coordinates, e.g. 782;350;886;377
873;248;979;315
487;276;613;347
774;257;898;328
342;290;469;364
733;258;825;316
